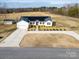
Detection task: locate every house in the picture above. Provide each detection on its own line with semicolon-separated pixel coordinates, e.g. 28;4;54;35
4;19;16;25
17;16;55;30
20;16;53;26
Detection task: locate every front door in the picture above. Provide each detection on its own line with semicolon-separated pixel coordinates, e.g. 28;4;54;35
36;20;39;25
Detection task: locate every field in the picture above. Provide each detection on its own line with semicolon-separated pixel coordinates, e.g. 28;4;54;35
0;12;79;32
20;34;79;48
0;12;79;47
0;25;16;42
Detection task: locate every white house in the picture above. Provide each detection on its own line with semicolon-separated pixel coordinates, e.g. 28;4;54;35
17;16;54;30
20;16;53;26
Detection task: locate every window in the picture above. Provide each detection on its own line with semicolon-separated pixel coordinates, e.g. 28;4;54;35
30;22;34;24
43;22;44;24
30;22;32;24
40;22;42;24
40;22;44;24
33;22;35;24
47;22;51;25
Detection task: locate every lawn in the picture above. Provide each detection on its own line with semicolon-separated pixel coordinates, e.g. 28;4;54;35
20;34;79;48
0;24;16;33
0;24;16;42
45;12;79;33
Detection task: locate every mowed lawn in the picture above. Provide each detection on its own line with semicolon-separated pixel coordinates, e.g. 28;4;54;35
20;34;79;48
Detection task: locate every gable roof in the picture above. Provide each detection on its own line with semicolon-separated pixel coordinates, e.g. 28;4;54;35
20;16;52;22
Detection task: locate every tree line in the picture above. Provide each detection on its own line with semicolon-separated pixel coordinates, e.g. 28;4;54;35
0;3;79;18
52;4;79;18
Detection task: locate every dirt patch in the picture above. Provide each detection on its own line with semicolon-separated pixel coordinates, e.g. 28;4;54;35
20;34;79;48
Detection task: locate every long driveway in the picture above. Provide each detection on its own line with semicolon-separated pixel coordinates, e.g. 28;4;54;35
0;29;27;47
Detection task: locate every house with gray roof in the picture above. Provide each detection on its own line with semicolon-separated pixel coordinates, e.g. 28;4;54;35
20;16;53;26
17;16;55;30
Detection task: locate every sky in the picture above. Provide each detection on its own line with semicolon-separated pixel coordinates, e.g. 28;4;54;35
0;0;79;8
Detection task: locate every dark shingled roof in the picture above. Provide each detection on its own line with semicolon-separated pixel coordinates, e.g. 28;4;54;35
4;19;15;21
20;16;52;22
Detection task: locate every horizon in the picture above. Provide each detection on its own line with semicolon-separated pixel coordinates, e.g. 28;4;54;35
0;0;79;8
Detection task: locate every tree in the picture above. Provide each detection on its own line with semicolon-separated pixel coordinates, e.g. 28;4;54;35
57;8;63;15
68;4;79;17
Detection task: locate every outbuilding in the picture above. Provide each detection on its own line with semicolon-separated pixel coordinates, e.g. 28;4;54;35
17;20;29;30
4;19;16;25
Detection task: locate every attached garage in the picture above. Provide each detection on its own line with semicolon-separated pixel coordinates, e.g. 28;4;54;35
17;20;29;30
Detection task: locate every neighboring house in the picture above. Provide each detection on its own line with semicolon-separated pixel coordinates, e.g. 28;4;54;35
4;19;16;25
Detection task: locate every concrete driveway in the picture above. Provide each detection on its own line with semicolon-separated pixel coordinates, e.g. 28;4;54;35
0;29;27;47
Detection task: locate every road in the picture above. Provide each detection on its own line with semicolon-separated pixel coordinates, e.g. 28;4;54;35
0;48;79;59
0;29;27;47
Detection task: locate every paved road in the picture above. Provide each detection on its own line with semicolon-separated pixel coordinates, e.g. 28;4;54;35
28;31;79;40
0;29;27;47
0;48;79;59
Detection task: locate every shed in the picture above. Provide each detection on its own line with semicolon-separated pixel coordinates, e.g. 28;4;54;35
17;20;29;30
4;19;16;25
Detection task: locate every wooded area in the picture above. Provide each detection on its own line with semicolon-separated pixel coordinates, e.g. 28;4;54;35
0;3;79;18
